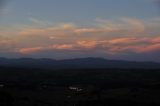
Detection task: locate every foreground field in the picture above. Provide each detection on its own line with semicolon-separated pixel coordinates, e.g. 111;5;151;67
0;67;160;106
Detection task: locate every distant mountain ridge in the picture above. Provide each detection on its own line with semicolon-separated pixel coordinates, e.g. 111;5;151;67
0;57;160;69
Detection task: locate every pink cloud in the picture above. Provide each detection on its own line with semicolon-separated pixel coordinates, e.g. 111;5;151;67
17;36;160;54
18;44;75;54
52;44;74;50
76;41;98;49
19;47;47;54
0;18;159;55
138;44;160;53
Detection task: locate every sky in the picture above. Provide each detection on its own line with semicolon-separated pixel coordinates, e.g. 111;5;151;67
0;0;160;62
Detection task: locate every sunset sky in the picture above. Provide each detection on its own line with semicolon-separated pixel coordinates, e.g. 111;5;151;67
0;0;160;62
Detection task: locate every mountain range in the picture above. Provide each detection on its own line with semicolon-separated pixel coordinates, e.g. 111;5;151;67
0;57;160;69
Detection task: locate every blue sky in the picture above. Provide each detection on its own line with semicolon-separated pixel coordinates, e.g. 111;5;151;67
0;0;160;61
1;0;159;26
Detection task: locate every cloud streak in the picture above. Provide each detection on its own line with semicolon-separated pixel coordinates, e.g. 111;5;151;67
17;36;160;54
0;17;160;61
29;17;51;26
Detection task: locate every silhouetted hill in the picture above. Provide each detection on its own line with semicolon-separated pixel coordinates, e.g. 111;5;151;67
0;57;160;69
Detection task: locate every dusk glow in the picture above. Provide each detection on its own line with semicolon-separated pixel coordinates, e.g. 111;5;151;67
0;0;160;61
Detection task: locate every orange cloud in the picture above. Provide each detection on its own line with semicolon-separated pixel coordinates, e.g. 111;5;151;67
150;36;160;43
18;44;75;54
0;38;16;52
74;28;115;34
76;41;98;49
108;37;138;44
16;36;160;55
19;47;47;54
52;44;74;50
0;18;160;55
138;44;160;53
